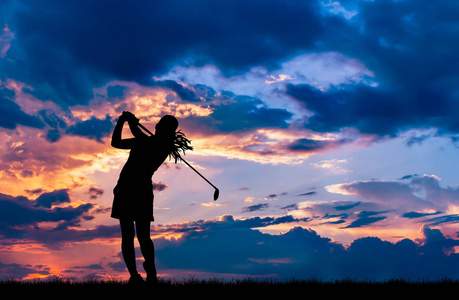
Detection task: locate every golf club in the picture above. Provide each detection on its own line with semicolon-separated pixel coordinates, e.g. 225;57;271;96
137;122;220;201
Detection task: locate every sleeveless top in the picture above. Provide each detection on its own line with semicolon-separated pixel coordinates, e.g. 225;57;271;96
111;135;172;221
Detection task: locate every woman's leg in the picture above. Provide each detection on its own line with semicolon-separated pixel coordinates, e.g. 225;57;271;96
119;219;138;277
135;220;157;282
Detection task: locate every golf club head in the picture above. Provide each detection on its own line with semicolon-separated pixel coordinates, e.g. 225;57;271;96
213;188;219;201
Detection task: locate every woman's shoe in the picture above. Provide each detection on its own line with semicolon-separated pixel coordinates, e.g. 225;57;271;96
128;273;145;286
143;261;157;286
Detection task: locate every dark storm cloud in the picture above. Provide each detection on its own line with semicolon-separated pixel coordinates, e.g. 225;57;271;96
154;217;459;281
66;115;113;142
33;189;70;208
287;84;404;136
4;218;459;280
0;190;120;247
3;0;328;105
1;0;457;139
181;93;293;134
23;225;120;248
2;208;459;281
210;96;293;132
0;261;51;280
286;0;459;137
152;79;203;103
38;110;67;142
287;83;458;137
0;90;44;130
337;0;459;92
106;85;127;103
0;191;93;236
156;215;313;236
108;79;293;135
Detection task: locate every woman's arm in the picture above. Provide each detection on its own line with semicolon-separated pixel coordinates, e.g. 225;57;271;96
126;114;148;140
111;114;135;149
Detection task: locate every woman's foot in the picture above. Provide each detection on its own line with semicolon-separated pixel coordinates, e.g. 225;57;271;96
128;273;145;286
143;261;158;286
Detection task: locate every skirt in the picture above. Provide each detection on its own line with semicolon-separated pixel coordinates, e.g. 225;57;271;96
111;180;154;221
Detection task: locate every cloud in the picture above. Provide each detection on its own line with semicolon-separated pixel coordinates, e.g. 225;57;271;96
0;196;119;248
2;0;328;106
0;191;94;240
287;137;350;153
210;96;293;132
423;214;459;226
343;211;388;228
73;263;103;270
0;23;14;58
179;94;293;135
38;109;67;143
0;261;50;280
1;207;459;281
152;182;170;192
0;125;109;196
325;175;459;211
152;216;459;281
318;175;459;233
242;203;269;213
297;191;317;197
33;189;70;208
0;88;45;130
287;83;408;136
311;159;352;174
402;211;442;219
66;115;113;142
332;201;360;211
312;0;459;137
265;193;287;199
87;187;104;200
1;0;458;141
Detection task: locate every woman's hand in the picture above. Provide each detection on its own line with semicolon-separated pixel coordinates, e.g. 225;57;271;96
120;111;147;140
119;111;139;124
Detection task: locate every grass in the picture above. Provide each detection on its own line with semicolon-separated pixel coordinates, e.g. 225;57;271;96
1;276;458;296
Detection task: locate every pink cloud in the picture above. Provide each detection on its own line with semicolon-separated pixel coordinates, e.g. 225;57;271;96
0;23;14;58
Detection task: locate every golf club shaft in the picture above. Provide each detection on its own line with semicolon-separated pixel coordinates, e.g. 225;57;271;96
180;158;218;190
138;122;154;136
137;122;218;190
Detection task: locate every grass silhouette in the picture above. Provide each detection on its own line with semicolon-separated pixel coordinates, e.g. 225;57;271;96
1;276;459;296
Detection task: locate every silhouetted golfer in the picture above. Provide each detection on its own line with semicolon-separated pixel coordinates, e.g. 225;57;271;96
111;111;192;285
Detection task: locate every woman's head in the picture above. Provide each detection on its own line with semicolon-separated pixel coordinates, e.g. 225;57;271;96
155;115;178;137
156;115;193;162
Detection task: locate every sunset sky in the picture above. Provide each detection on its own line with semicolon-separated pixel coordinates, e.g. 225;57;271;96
1;0;459;281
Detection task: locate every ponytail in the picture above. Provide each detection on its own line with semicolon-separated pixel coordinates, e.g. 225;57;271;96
169;129;193;163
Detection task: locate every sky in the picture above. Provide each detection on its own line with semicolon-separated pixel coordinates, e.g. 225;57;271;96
0;0;459;281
